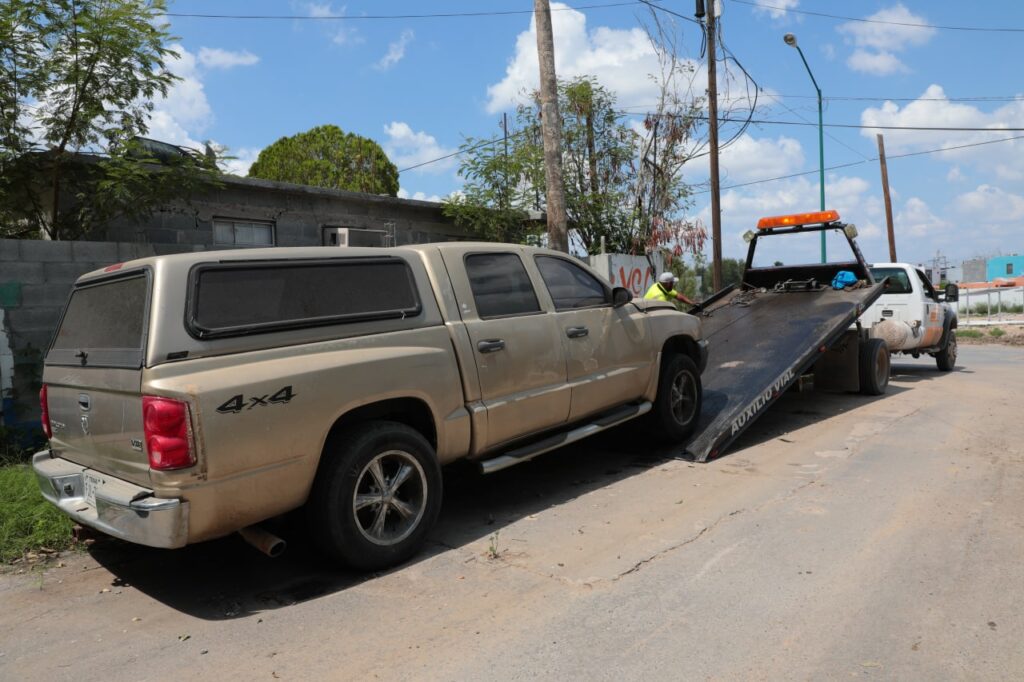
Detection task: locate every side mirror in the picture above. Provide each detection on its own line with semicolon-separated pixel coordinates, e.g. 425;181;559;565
612;286;632;307
944;283;959;303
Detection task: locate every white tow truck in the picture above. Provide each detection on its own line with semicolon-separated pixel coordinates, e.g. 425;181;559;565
861;262;960;371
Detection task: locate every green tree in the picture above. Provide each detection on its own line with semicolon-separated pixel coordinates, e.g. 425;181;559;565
0;0;218;240
248;125;399;196
445;77;636;250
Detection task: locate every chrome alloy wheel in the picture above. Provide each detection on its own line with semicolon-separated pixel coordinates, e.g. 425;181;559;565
352;450;428;546
670;369;698;427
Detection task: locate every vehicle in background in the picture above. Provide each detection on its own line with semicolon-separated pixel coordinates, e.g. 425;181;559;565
862;263;959;371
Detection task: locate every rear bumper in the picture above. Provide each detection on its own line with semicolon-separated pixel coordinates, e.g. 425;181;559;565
32;451;189;549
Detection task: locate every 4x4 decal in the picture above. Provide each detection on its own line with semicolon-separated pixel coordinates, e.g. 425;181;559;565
217;386;296;414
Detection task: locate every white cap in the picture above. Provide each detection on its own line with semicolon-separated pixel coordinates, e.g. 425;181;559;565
658;271;676;285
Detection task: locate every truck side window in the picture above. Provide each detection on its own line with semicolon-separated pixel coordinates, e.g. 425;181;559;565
535;256;610;310
465;253;541;319
915;269;939;301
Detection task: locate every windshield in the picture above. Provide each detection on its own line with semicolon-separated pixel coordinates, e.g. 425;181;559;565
870;267;913;294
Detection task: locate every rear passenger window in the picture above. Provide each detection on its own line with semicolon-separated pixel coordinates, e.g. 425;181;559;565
535;256;609;310
465;253;541;319
188;258;420;338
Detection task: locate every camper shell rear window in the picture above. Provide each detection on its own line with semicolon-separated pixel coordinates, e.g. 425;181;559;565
186;257;422;339
47;271;150;369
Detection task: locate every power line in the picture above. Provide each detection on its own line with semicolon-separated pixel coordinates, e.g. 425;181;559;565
707;117;1024;132
401;114;1024;174
694;133;1024;194
164;2;638;21
729;0;1024;33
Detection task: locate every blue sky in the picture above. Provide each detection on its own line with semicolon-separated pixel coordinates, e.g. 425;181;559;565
155;0;1024;269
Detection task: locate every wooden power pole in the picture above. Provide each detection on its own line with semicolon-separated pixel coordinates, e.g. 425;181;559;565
704;1;723;291
534;0;569;252
876;133;897;262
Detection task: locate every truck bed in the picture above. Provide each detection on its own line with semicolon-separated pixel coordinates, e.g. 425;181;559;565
684;282;885;461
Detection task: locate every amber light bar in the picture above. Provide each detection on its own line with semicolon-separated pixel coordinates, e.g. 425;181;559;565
756;210;840;230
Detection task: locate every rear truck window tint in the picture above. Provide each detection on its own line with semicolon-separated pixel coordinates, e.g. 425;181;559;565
188;258;421;339
47;273;148;368
535;256;609;310
464;253;541;319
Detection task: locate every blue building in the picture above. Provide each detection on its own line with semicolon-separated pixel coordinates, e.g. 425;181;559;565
987;255;1024;281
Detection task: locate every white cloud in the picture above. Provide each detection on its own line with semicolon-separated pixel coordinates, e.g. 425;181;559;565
846;49;906;76
859;85;1024;179
397;188;443;203
720;135;804;183
303;3;362;45
751;0;799;20
837;4;936;75
146;45;263;178
148;45;211;149
383;121;456;173
946;166;964;183
954;185;1024;222
486;3;696;114
376;29;413;71
197;47;259;69
896;196;950;237
221;146;262;176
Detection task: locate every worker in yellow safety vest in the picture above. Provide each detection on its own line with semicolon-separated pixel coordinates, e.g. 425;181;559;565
644;271;695;310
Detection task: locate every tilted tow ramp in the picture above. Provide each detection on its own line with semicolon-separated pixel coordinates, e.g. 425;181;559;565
683;211;889;462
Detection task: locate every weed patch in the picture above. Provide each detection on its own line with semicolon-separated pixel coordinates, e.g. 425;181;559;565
0;463;74;563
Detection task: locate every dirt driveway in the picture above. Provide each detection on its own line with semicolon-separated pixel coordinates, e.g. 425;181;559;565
2;346;1022;680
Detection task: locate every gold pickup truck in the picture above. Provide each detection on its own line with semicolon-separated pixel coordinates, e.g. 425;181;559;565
34;243;707;570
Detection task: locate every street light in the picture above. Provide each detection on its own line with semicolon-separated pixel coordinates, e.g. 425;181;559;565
784;32;826;263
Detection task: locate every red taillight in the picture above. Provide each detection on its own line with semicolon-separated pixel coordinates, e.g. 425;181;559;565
142;396;195;470
40;384;52;439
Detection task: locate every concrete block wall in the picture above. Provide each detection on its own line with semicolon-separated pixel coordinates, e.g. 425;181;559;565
0;239;204;430
100;177;468;249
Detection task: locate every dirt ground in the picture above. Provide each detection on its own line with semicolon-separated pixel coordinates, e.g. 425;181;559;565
2;345;1022;681
958;321;1024;346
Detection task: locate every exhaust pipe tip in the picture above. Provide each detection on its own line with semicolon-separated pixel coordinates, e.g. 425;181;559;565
239;525;287;558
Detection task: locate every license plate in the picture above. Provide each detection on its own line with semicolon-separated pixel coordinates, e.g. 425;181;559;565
83;472;103;507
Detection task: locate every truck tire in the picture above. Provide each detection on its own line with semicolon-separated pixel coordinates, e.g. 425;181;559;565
935;330;957;372
650;354;703;443
307;421;442;571
858;338;890;396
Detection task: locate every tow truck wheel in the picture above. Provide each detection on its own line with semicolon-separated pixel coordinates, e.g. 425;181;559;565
858;338;890;396
650;354;702;443
935;330;957;372
307;420;442;571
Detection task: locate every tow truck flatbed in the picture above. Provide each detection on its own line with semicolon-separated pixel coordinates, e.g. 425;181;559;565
680;211;891;462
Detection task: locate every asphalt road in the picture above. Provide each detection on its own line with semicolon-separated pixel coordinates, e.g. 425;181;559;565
2;345;1022;681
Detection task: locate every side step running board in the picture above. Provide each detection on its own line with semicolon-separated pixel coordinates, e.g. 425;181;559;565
478;401;652;475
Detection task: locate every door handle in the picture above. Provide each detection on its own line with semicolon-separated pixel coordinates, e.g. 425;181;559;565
566;326;589;339
477;339;506;353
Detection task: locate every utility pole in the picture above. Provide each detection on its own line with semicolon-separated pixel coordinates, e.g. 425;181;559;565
502;112;509;212
700;0;723;291
534;0;568;252
876;133;897;262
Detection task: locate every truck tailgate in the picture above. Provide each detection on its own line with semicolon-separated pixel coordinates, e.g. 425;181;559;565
44;366;151;486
